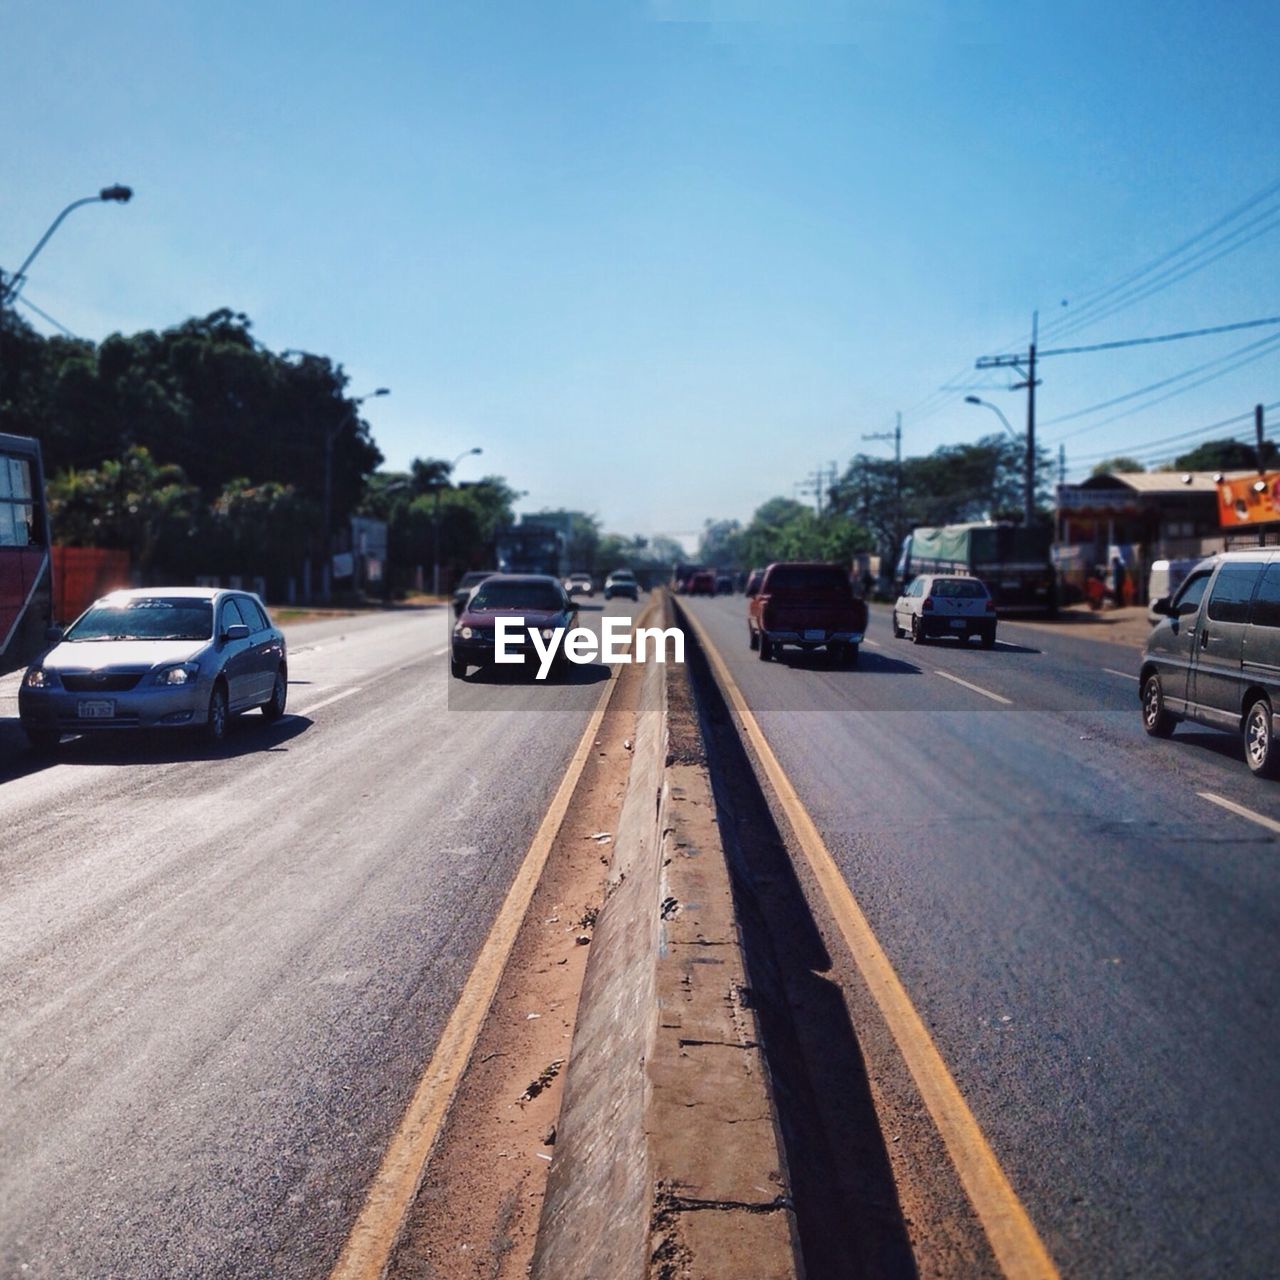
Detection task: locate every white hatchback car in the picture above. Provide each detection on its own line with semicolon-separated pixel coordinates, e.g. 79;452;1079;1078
892;575;997;647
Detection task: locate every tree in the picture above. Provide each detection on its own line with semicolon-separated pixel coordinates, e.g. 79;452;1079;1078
1090;457;1146;476
703;498;871;569
1172;438;1278;471
46;446;200;573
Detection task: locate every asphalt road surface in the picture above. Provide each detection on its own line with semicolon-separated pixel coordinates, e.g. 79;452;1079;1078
684;595;1280;1279
0;598;640;1280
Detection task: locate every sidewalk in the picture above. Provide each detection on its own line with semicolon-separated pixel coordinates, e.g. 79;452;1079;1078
1008;603;1153;650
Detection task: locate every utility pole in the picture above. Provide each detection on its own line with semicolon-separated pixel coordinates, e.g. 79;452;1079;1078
1257;403;1267;473
863;412;903;548
975;312;1041;525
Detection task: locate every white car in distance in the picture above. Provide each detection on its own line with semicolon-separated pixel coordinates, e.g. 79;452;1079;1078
892;574;997;647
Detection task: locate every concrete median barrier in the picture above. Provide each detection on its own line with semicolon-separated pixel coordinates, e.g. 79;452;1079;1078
532;595;800;1280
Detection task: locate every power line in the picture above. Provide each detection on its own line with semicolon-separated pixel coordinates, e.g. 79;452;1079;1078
1045;332;1280;438
1042;205;1280;343
1037;174;1280;341
1070;399;1280;464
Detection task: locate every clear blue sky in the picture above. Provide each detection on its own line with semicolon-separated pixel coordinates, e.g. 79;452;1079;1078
7;0;1280;544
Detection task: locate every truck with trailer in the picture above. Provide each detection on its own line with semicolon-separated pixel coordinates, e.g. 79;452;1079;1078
896;522;1057;614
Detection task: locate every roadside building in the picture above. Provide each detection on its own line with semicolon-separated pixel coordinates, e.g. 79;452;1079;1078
1055;470;1255;603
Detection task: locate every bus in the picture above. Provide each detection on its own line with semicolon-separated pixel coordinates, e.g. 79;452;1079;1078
896;522;1057;614
0;433;54;675
495;522;568;579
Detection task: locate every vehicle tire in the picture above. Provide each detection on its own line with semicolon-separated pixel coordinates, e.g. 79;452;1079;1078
911;616;927;645
205;681;229;744
892;612;905;639
1244;697;1279;778
261;665;288;720
758;636;773;662
980;628;997;650
1141;672;1175;739
450;654;467;679
749;627;760;651
23;725;60;754
839;642;859;667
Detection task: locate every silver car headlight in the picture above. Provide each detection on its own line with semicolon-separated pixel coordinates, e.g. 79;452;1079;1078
155;663;199;686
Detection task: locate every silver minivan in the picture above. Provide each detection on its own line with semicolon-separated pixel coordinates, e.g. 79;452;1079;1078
1141;550;1280;776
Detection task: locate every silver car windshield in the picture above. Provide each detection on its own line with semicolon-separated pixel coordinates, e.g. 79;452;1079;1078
65;599;214;642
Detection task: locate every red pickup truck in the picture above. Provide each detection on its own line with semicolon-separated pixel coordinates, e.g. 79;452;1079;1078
747;562;867;666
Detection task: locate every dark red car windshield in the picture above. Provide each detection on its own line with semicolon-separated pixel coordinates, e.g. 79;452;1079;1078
765;566;850;594
470;582;565;612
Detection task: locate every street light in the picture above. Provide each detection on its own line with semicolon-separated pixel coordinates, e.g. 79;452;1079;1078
965;394;1033;525
1;185;134;305
433;447;483;596
322;386;389;601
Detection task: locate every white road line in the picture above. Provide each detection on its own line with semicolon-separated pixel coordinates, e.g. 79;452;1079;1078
431;646;450;656
298;686;364;715
932;670;1013;705
1104;668;1139;681
1198;790;1280;835
864;638;881;648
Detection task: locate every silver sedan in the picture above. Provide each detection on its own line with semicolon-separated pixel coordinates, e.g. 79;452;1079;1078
18;587;287;751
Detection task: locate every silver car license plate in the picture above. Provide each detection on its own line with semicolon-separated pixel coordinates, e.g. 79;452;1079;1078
77;699;116;719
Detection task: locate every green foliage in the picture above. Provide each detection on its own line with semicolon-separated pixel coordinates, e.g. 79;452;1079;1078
1090;457;1146;476
698;498;872;569
46;446;200;572
830;434;1053;559
1171;438;1277;471
2;307;383;526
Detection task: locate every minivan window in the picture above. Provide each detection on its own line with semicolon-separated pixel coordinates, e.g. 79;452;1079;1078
1250;563;1280;628
1173;570;1211;616
1206;563;1264;624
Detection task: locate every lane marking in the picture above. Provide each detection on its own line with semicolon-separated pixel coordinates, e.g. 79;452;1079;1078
329;601;652;1280
863;638;882;648
298;686;363;715
681;606;1058;1280
1198;790;1280;835
431;645;450;657
932;670;1014;706
1103;668;1139;681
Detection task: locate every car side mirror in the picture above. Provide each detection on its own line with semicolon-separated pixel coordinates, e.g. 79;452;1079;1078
45;625;64;644
223;623;251;642
1151;596;1173;617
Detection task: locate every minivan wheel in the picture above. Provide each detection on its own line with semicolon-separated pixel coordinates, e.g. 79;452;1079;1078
1244;698;1279;778
1141;672;1175;738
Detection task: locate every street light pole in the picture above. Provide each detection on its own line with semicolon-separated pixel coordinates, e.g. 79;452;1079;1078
322;386;389;602
0;185;133;306
433;447;483;596
965;392;1035;524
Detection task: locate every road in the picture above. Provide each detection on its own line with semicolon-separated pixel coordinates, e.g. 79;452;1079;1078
684;596;1280;1279
0;599;640;1280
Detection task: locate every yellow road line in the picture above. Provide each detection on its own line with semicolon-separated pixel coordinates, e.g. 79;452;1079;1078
1198;790;1280;835
932;669;1014;705
328;610;648;1280
682;606;1059;1280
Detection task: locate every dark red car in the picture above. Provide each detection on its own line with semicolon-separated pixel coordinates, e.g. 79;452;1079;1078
687;570;717;597
450;574;578;679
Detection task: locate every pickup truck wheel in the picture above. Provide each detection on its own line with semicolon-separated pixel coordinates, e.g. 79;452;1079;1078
911;616;927;645
1244;697;1279;777
838;642;859;667
758;636;773;662
749;627;760;651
